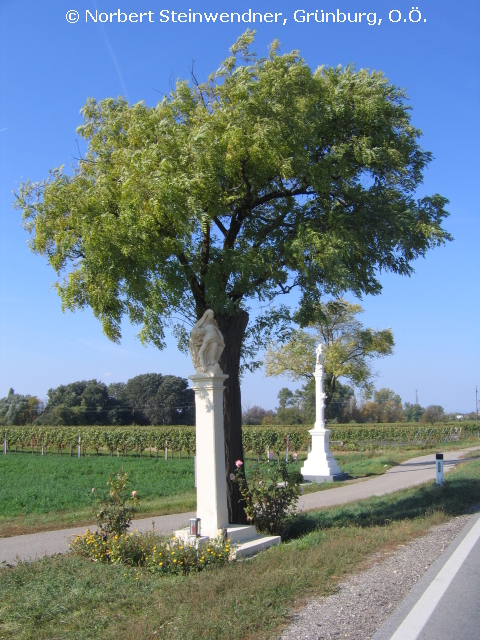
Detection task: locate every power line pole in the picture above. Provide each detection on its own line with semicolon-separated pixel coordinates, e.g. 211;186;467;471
476;385;478;427
416;389;418;405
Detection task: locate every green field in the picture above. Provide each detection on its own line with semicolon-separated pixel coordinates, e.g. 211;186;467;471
1;456;479;640
1;440;478;536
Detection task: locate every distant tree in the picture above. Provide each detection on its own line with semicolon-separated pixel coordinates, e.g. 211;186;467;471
0;388;43;425
277;388;297;410
272;379;355;425
107;382;127;402
420;405;446;425
360;388;403;423
107;382;133;424
404;402;424;422
151;375;194;425
40;380;115;425
123;373;194;425
242;405;275;425
273;387;305;425
265;299;394;407
325;381;355;423
123;374;164;424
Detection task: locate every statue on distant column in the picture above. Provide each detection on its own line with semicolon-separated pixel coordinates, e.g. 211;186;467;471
315;343;324;368
189;309;225;374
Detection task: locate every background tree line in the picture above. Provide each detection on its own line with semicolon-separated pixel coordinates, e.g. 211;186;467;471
243;384;466;426
0;374;194;427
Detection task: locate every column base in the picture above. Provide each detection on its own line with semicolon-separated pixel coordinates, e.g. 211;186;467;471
301;428;342;479
174;524;281;558
302;472;349;483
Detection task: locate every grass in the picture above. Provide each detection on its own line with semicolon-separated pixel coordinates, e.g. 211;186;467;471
1;456;480;640
0;454;196;537
1;439;478;537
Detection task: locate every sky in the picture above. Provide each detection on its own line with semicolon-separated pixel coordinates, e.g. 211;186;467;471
0;0;478;413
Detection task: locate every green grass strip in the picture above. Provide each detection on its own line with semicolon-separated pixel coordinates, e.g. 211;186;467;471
1;457;479;639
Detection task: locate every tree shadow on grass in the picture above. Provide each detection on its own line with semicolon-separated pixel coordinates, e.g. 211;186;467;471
289;470;480;539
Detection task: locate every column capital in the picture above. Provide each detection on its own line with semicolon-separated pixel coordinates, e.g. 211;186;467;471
189;372;229;390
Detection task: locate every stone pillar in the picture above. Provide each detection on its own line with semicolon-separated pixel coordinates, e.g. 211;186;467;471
189;372;230;538
301;344;342;482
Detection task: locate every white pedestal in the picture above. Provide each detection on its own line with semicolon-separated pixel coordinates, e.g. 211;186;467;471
174;524;281;558
189;372;230;538
301;427;342;482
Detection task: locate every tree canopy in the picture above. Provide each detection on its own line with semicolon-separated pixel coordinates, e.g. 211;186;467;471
121;373;194;425
15;31;451;522
26;375;193;426
265;299;394;404
0;389;42;426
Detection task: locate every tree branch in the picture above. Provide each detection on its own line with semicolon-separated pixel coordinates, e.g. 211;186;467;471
176;252;205;311
213;216;228;237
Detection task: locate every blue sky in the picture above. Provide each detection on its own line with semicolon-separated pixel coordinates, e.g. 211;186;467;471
0;0;478;413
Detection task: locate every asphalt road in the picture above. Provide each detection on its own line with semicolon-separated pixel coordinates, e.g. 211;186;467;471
0;447;477;566
373;512;480;640
0;511;195;566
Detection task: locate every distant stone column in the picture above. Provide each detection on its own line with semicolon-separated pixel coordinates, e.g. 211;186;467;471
301;344;342;482
189;372;230;537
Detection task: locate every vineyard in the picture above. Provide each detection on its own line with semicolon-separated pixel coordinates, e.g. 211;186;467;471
2;423;478;458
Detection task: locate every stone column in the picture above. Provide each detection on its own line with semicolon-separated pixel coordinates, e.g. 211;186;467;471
301;344;342;481
189;372;230;538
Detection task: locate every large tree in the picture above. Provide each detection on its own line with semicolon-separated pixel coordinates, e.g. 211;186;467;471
265;299;395;405
15;31;451;522
122;373;194;425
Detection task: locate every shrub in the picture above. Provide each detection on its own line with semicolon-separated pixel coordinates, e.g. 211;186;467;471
288;471;304;485
233;460;301;538
92;468;137;539
70;529;232;574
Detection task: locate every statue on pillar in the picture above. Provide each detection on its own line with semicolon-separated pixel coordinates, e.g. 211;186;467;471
315;343;324;369
189;309;225;374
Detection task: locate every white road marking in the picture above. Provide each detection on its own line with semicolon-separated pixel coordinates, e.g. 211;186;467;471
390;516;480;640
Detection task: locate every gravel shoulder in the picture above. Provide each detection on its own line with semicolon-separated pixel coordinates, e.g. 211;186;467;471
278;513;473;640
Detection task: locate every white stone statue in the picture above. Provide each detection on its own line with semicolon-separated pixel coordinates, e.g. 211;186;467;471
189;309;225;374
315;343;324;368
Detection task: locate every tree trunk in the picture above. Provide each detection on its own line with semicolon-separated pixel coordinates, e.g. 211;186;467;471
217;310;249;525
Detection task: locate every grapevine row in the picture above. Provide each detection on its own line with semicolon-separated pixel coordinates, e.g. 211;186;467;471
1;423;477;457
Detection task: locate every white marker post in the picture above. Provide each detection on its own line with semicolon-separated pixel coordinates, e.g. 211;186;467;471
436;453;444;485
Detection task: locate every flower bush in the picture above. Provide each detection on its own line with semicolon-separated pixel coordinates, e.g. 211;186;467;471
72;469;233;575
70;529;232;575
233;460;301;538
92;468;137;539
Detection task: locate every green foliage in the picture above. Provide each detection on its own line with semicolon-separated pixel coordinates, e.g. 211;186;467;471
38;379;119;426
420;405;446;424
124;373;194;425
404;402;424;422
273;379;355;424
233;460;301;537
0;388;42;426
265;299;394;404
361;387;404;423
92;469;138;539
242;405;276;425
15;32;450;359
33;374;194;426
14;31;451;521
72;525;232;573
1;422;475;467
